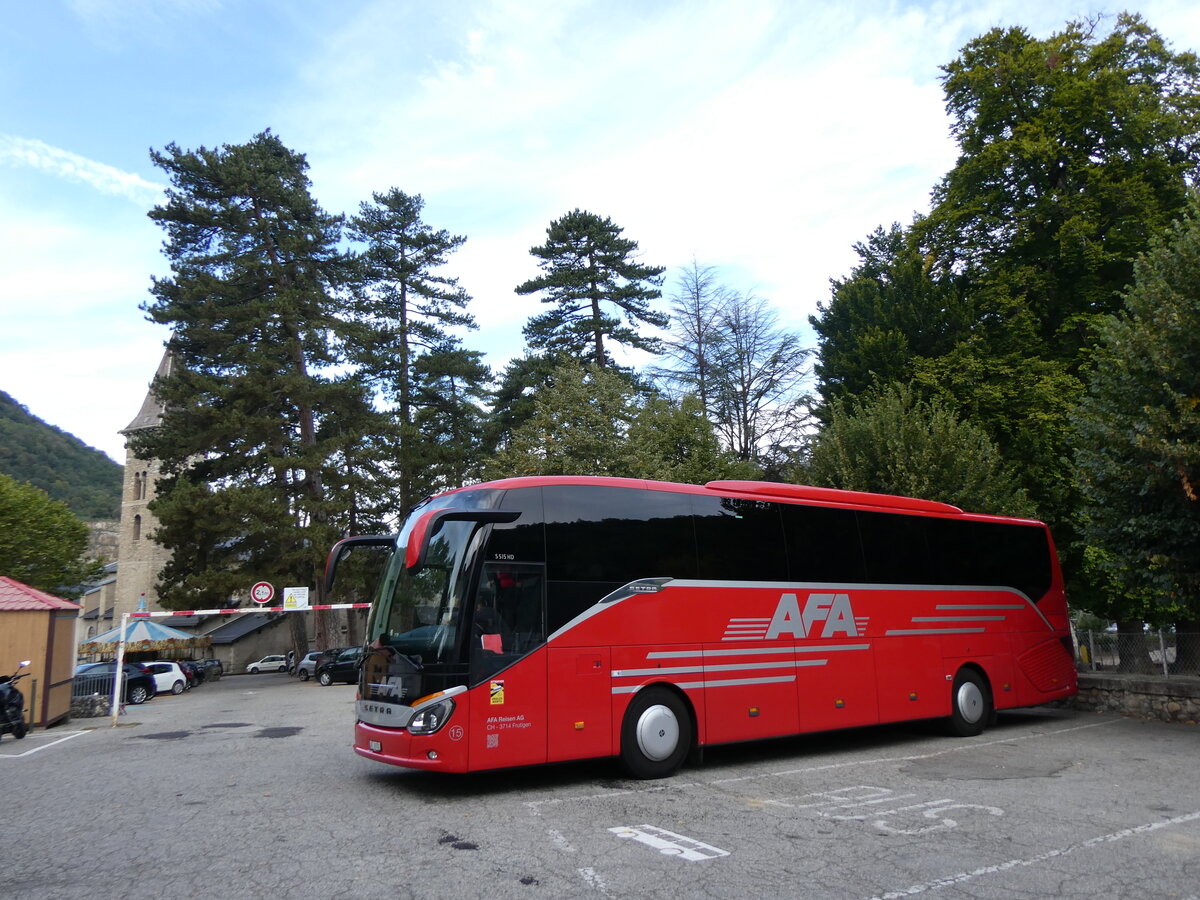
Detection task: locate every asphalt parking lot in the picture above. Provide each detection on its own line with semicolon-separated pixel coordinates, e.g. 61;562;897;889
6;673;1199;899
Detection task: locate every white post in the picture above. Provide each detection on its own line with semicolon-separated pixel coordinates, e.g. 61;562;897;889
110;613;129;728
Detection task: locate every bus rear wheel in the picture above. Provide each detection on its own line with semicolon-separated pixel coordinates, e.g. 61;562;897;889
620;687;692;779
946;668;991;737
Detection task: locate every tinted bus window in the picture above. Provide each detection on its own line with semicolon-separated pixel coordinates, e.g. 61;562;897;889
858;510;932;585
489;486;546;563
780;503;866;584
543;485;696;584
929;518;1052;601
692;496;787;581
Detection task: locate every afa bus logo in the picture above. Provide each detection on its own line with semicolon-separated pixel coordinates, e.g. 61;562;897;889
724;592;866;641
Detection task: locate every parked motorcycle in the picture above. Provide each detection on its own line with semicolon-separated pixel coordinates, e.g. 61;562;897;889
0;659;31;741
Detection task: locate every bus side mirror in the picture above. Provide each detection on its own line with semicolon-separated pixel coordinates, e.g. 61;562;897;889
324;535;396;594
406;509;521;573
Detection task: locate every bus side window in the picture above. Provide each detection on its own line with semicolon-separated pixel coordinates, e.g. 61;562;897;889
692;495;788;581
780;504;865;583
858;510;932;585
470;563;546;683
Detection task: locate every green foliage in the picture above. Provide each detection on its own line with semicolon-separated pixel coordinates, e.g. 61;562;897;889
628;394;759;484
412;347;491;494
0;473;103;598
483;359;644;478
1075;192;1200;624
0;390;122;520
801;385;1035;517
517;209;667;366
485;352;562;454
485;360;755;484
811;224;971;413
924;13;1200;353
810;14;1200;596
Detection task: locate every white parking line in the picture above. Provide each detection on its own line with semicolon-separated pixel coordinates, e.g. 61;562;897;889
0;731;89;757
610;825;730;861
870;809;1200;899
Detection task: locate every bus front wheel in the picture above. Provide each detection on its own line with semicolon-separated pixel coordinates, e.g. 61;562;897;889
946;668;991;737
620;687;692;779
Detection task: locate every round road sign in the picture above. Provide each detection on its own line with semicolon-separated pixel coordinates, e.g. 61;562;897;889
250;581;275;605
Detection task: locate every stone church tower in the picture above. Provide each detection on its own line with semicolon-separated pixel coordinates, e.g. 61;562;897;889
112;350;174;622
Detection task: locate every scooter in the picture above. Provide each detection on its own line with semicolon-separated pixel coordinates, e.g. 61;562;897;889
0;660;31;740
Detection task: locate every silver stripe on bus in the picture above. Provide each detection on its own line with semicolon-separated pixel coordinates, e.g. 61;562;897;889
611;675;798;694
884;627;987;635
647;644;870;659
910;615;1007;622
935;604;1025;610
612;659;827;678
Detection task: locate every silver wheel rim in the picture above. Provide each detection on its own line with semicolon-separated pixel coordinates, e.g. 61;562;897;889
957;681;984;723
636;704;680;762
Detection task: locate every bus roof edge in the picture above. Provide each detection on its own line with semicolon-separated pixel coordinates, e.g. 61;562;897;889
703;480;964;515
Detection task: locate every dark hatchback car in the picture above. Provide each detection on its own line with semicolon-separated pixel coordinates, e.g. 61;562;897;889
73;662;157;704
316;647;364;686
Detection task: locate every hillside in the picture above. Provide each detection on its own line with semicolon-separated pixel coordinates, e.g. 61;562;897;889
0;390;123;520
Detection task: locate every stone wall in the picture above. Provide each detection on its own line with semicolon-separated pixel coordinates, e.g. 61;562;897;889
1073;673;1200;724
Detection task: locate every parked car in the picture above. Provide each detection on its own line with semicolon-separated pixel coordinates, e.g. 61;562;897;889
245;655;288;674
316;647;364;686
199;659;223;679
142;661;189;695
177;660;204;686
293;651;322;681
73;662;156;704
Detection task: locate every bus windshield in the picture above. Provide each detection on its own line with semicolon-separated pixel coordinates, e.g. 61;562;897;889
366;510;480;667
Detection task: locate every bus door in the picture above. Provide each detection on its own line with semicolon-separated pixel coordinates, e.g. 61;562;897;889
467;563;548;770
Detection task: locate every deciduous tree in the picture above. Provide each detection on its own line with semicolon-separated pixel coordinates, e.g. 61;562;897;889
709;291;812;473
0;473;102;598
1075;192;1200;668
801;384;1034;517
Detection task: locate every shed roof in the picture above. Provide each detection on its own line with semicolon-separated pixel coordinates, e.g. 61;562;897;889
207;612;280;644
0;577;81;611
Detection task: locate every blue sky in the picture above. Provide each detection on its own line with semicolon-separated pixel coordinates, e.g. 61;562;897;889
3;1;1199;464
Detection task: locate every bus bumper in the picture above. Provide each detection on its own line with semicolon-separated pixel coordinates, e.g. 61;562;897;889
354;720;468;772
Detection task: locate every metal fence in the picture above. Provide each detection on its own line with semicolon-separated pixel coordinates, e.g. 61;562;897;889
71;672;118;699
1075;631;1200;678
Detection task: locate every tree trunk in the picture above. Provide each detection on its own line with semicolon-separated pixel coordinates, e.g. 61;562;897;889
1115;618;1155;674
288;612;309;664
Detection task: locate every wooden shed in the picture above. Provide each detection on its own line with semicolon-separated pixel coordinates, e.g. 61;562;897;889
0;577;80;728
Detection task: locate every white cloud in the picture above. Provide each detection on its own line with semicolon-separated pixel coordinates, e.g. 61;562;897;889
0;136;164;206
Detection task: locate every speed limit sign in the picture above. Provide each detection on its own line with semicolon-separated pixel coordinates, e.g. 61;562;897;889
250;581;275;605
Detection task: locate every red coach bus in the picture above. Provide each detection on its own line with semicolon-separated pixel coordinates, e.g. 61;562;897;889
326;476;1077;778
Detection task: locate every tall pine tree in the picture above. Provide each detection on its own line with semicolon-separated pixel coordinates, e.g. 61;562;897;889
137;131;379;652
348;188;477;513
517;209;667;366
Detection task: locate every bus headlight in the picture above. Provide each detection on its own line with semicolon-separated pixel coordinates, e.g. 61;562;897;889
408;698;455;735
